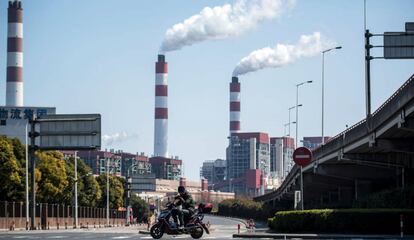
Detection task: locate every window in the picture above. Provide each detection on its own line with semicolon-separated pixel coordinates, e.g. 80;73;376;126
0;120;5;126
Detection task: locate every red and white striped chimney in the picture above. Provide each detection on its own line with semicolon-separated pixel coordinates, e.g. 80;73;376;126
230;76;241;134
154;54;168;157
6;0;24;106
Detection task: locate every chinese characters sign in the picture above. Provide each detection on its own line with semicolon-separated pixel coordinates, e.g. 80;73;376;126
0;107;55;120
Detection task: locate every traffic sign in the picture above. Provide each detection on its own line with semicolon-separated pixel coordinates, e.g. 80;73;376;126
293;147;312;167
36;114;101;150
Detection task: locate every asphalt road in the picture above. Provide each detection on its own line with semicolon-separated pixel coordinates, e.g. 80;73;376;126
0;215;244;240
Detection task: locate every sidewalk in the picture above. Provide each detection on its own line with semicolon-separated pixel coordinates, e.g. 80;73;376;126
233;232;414;239
0;224;148;233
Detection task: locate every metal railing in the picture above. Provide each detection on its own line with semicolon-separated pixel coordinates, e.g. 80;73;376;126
0;201;126;230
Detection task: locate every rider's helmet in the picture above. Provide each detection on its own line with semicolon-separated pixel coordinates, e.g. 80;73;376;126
178;186;186;195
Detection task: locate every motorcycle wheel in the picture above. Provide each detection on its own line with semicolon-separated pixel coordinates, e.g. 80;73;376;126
150;223;164;239
190;224;204;239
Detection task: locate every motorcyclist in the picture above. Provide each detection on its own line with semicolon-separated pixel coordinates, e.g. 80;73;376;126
172;186;195;229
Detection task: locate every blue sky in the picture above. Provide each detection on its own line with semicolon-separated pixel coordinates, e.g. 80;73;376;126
0;0;413;180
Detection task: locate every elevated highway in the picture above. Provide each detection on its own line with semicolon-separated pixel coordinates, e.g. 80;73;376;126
255;74;414;208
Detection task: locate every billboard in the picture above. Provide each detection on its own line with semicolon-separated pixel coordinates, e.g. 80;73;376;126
383;32;414;59
37;114;101;150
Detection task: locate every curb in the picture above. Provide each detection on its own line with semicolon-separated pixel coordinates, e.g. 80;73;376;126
139;230;150;235
233;233;414;239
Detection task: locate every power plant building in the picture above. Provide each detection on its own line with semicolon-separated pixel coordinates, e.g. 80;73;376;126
270;137;295;178
200;159;226;186
302;136;330;150
225;132;270;197
149;156;182;181
72;150;151;177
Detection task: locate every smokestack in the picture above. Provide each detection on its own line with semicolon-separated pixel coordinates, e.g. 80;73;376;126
229;76;240;134
154;54;168;157
6;0;24;107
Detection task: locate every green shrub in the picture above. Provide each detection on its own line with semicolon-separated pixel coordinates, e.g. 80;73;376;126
217;198;271;220
268;209;414;234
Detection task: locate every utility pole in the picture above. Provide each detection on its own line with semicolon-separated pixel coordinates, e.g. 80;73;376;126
74;151;78;228
29;117;36;230
106;158;110;227
25;122;29;230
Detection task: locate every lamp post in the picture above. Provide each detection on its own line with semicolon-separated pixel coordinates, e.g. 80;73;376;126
321;46;342;145
71;159;91;229
284;121;297;137
25;122;29;230
296;81;312;148
289;105;301;137
74;151;78;228
106;158;110;227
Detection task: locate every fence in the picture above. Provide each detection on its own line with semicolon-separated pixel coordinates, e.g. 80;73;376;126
0;201;126;230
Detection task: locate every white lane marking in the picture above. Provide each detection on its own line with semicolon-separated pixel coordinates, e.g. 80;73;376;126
47;236;68;239
140;237;152;239
13;237;40;239
112;236;131;239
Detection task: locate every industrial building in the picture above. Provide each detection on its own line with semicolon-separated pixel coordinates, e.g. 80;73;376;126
149;156;182;181
200;159;226;187
73;150;151;177
302;136;330;150
225;132;270;197
270;137;295;179
131;176;234;205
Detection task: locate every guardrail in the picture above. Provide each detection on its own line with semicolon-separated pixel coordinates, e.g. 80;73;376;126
0;201;126;230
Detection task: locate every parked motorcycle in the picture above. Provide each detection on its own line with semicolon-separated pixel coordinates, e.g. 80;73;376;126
150;202;211;239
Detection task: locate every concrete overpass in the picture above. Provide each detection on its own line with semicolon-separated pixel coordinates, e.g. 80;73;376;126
255;74;414;209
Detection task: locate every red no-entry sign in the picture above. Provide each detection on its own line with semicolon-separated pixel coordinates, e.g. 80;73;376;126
293;147;312;167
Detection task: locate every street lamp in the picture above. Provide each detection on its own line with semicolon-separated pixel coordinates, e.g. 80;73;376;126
289;105;301;137
71;152;91;229
295;81;312;148
106;158;110;227
74;151;78;229
321;46;342;145
25;122;29;230
284;121;297;137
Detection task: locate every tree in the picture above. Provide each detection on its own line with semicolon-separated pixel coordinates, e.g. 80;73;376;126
0;137;24;201
130;195;150;223
9;137;25;167
96;174;124;209
36;151;69;203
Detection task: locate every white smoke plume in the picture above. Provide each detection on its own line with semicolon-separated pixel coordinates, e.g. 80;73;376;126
160;0;296;52
102;132;138;146
232;32;334;76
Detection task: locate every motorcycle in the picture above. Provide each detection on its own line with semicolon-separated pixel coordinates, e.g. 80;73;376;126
150;202;211;239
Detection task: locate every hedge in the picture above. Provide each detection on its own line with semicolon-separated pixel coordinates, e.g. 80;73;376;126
218;198;271;220
268;209;414;234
